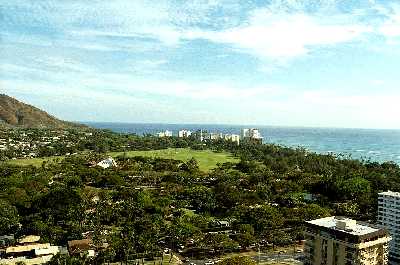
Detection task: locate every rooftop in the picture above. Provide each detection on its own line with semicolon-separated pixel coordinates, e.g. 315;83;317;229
379;190;400;198
306;216;379;236
18;235;40;244
68;239;93;253
6;243;50;254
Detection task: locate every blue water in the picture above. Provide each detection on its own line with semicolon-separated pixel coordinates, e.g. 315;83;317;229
84;122;400;164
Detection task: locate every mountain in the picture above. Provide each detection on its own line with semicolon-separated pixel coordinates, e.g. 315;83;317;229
0;94;87;129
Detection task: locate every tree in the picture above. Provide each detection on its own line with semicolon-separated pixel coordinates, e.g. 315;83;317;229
235;224;255;248
0;199;19;234
185;185;216;212
235;205;283;235
47;254;85;265
201;233;239;254
219;256;256;265
335;202;360;218
301;204;331;221
340;177;371;201
182;158;200;173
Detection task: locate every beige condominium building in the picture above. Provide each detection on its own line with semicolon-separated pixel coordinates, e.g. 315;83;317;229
304;216;391;265
378;191;400;264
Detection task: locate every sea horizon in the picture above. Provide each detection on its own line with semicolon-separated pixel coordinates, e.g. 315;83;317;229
83;122;400;164
81;121;400;132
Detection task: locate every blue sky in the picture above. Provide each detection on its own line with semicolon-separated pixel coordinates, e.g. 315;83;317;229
1;0;400;129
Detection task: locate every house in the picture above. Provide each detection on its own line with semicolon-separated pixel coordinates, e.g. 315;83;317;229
18;235;41;245
210;219;232;229
0;235;61;265
96;157;117;169
0;235;15;246
67;239;95;257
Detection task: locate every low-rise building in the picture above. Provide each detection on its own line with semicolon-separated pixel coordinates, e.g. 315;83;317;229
0;235;15;246
304;216;391;265
68;239;95;257
0;235;61;265
97;157;117;169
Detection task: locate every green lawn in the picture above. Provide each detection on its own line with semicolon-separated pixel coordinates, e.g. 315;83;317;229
108;148;239;172
6;156;61;167
5;148;239;172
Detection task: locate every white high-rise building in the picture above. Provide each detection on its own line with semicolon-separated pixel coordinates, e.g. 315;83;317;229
178;130;192;138
224;134;240;145
241;128;263;143
241;128;250;139
250;128;262;139
157;130;173;137
378;191;400;264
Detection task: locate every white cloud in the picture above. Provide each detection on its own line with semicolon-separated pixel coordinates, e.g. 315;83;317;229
297;90;400;128
3;67;400;128
77;74;281;101
379;5;400;38
4;0;399;60
1;61;280;101
2;0;400;128
184;9;371;59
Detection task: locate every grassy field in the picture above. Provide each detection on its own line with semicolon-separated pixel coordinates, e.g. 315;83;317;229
5;148;239;172
109;148;239;171
6;157;61;167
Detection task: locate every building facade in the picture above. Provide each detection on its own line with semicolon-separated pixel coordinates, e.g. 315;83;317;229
241;128;263;143
224;134;240;145
178;130;192;138
378;191;400;264
0;235;61;265
304;216;391;265
157;130;173;138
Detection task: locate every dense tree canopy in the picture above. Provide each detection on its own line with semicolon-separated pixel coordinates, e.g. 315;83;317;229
0;129;399;263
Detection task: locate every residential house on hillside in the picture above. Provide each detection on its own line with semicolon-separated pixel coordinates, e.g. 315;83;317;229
68;239;95;257
96;157;117;169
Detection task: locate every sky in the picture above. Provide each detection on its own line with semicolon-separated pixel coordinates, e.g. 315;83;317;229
1;0;400;129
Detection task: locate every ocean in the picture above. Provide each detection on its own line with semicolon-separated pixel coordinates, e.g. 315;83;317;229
84;122;400;164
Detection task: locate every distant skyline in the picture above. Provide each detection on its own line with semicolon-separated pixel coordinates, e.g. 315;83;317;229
1;0;400;129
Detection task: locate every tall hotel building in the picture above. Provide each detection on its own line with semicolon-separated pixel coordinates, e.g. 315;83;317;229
378;191;400;264
304;216;391;265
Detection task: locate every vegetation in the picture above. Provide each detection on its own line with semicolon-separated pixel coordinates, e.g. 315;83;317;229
0;94;87;129
7;148;238;172
111;148;238;171
220;256;256;265
0;128;399;264
6;156;61;167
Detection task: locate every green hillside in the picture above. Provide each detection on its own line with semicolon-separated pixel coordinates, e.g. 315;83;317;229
0;94;87;129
